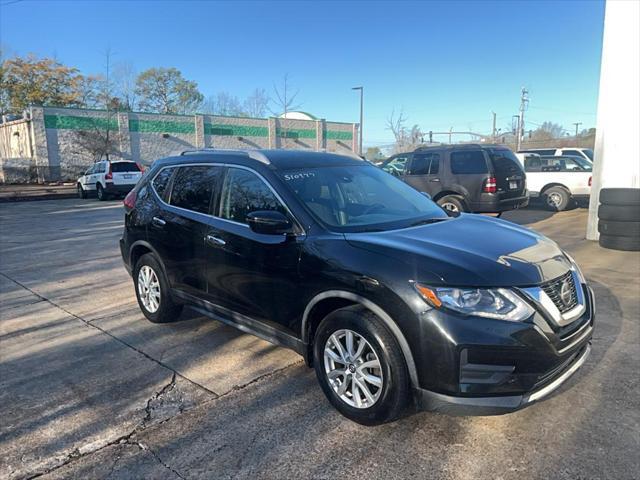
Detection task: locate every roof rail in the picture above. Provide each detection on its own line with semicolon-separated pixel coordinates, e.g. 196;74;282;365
179;148;270;165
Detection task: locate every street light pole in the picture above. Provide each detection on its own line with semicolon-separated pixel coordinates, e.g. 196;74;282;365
352;86;363;155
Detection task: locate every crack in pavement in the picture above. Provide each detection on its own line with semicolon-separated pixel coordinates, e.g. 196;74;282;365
0;271;219;398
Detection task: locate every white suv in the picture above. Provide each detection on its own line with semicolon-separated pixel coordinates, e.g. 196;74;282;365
515;153;592;211
77;160;143;201
518;147;593;163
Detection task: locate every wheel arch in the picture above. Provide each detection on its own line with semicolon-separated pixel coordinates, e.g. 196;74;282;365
129;240;167;276
433;190;464;202
301;290;419;388
541;182;571;194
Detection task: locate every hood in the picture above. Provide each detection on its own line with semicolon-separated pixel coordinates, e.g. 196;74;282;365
345;214;571;287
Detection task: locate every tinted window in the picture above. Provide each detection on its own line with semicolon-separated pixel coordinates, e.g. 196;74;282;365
152;167;175;199
220;168;285;224
111;162;140;172
280;165;447;232
525;149;556;156
583;149;594;160
524;156;542;172
169;166;221;214
450;151;489;174
408;153;440;175
95;163;106;173
488;149;523;175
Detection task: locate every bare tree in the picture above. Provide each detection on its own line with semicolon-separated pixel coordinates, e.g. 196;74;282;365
270;74;302;116
213;91;244;116
244;88;270;117
386;109;409;151
112;61;137;111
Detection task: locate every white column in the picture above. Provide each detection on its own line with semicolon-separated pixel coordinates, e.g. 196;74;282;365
586;0;640;240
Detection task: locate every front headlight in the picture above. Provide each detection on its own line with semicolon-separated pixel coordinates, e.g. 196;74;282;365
414;283;534;322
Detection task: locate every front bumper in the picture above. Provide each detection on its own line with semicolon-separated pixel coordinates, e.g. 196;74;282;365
414;342;591;415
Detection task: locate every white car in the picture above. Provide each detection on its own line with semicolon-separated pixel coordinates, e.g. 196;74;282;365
77;160;143;201
515;153;592;211
517;147;593;163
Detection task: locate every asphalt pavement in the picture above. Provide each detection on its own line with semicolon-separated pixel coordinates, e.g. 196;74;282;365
0;199;638;480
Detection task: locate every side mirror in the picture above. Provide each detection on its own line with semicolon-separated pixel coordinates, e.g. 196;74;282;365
247;210;293;235
421;192;432;200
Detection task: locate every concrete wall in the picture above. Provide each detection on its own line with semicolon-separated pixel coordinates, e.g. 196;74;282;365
0;106;359;182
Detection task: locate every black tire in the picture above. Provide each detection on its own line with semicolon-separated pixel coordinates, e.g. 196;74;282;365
133;253;183;323
598;204;640;222
598;220;640;237
599;234;640;252
96;183;108;201
542;186;571;211
313;306;409;425
599;188;640;206
77;183;87;199
437;194;466;214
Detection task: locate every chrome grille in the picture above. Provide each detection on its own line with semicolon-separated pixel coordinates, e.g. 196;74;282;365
541;271;578;313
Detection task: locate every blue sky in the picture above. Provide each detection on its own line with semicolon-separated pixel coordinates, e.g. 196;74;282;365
1;0;605;146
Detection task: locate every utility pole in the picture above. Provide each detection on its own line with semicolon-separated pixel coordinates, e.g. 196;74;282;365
573;122;582;146
352;86;363;155
491;111;497;142
516;87;529;151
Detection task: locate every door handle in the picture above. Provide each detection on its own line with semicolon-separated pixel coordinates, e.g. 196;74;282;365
205;234;226;247
152;216;166;227
429;178;441;182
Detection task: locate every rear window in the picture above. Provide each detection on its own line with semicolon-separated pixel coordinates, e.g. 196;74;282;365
152;167;175;199
488;149;523;174
111;162;140;172
450;151;488;174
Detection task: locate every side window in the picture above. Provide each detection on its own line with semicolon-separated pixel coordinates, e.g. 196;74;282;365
450;151;489;174
220;168;286;224
408;153;440;175
169;166;221;214
85;165;95;175
97;163;106;174
524;157;542;172
152;168;175;200
563;158;583;171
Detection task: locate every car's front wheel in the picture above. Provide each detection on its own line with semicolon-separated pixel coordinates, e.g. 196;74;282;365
313;306;409;425
134;253;183;323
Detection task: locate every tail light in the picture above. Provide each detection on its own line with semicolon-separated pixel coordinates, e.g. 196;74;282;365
483;176;497;193
105;163;113;181
588;176;592;187
123;190;137;209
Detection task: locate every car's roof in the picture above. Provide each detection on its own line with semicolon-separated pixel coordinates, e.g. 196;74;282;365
414;143;508;151
156;149;364;170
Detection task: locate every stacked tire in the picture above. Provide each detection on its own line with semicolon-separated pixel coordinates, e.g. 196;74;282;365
598;188;640;251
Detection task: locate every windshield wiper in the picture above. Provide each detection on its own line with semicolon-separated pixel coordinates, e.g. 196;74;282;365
408;218;449;227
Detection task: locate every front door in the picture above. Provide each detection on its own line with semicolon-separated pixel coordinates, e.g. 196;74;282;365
205;167;303;333
403;152;442;197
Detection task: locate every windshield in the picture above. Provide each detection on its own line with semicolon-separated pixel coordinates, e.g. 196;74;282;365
279;165;448;232
380;156;408;176
583;149;594;161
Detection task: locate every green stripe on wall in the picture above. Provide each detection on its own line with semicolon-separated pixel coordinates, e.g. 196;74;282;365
44;115;118;131
326;130;353;141
276;128;316;139
204;123;268;137
129;119;194;134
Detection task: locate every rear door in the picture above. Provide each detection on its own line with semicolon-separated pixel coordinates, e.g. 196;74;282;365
403;151;443;197
487;148;527;199
111;162;143;187
150;165;223;297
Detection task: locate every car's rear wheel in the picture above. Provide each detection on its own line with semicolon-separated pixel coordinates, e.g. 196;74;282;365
134;253;183;323
543;186;571;211
437;195;465;214
77;183;87;199
96;183;107;201
313;306;409;425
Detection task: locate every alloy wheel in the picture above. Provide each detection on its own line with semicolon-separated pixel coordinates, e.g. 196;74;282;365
441;202;459;213
547;192;563;208
323;329;384;408
137;265;161;313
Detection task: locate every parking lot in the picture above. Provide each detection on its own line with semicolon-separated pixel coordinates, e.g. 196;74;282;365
1;198;638;480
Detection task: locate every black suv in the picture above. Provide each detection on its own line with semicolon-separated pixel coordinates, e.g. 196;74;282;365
381;144;529;214
121;149;593;425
